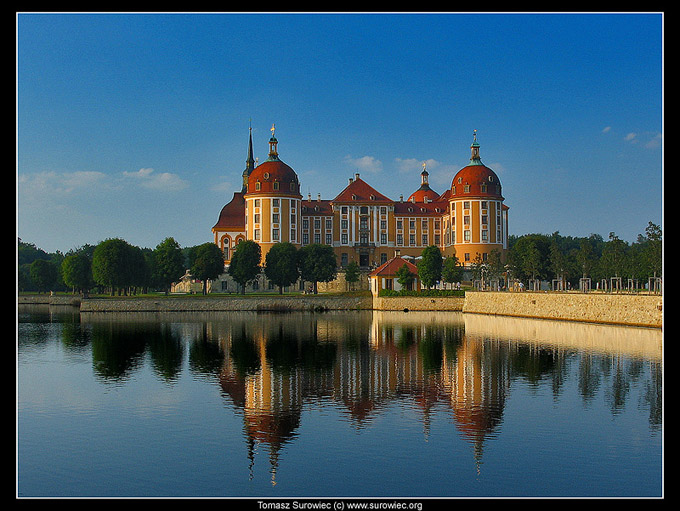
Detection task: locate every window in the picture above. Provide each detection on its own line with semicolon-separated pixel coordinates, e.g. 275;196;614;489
464;184;470;193
314;233;321;244
342;206;348;214
326;219;332;230
482;230;488;241
464;215;470;225
273;199;279;207
422;234;428;245
396;220;403;230
397;234;403;245
380;207;387;215
303;219;309;229
325;233;332;245
380;253;388;264
341;253;348;267
272;213;279;224
272;229;279;241
360;206;368;214
341;219;348;229
314;219;321;229
341;233;348;244
273;181;279;190
360;217;368;229
464;201;470;210
409;234;415;245
435;234;440;245
409;220;415;230
254;229;260;240
291;229;296;241
291;214;296;225
380;220;386;229
254;214;260;224
254;199;260;207
464;230;471;241
482;215;487;225
303;233;309;245
255;182;261;191
422;219;427;229
380;233;387;244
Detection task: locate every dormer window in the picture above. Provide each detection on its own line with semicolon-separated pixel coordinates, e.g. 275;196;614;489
273;181;279;190
263;172;270;180
255;181;261;191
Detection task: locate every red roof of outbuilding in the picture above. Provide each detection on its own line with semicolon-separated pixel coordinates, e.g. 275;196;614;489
369;256;419;277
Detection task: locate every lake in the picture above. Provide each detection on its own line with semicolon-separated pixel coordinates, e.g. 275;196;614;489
17;305;663;498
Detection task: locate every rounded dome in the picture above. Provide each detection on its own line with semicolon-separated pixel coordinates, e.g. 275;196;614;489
246;159;301;197
407;185;440;203
451;163;503;199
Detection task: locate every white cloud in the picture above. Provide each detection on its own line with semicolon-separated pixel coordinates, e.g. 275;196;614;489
343;155;383;173
624;132;638;143
122;167;188;192
394;157;439;174
602;126;612;134
645;132;662;149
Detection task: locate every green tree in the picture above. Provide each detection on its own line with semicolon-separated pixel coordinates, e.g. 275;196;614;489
643;221;662;278
418;245;442;289
395;263;416;291
191;242;226;295
61;253;93;295
441;255;463;288
228;240;261;294
297;243;337;294
344;260;360;291
264;242;299;294
29;259;59;293
91;238;131;295
153;237;186;294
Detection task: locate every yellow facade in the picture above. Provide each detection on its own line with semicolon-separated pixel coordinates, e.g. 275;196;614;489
213;130;508;270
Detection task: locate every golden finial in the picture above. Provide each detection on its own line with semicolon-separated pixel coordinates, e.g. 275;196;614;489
271;123;276;137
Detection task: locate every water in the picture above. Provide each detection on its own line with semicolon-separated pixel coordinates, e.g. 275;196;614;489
17;305;663;498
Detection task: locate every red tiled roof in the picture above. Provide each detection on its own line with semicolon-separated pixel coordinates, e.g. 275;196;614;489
393;200;448;216
333;175;393;203
369;256;418;277
301;199;333;216
212;192;245;231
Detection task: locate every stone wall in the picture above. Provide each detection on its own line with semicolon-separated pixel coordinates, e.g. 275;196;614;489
79;295;373;313
20;291;662;328
463;291;662;328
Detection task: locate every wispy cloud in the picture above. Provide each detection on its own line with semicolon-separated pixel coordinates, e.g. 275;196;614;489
122;168;188;192
343;155;383;173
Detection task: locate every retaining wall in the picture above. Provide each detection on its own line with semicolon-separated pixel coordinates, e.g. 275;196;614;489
463;291;662;328
20;291;662;328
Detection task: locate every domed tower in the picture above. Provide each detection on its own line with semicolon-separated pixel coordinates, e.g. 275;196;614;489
407;162;440;203
448;131;508;267
243;124;302;261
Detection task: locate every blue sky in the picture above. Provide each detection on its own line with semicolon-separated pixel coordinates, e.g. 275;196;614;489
17;12;663;253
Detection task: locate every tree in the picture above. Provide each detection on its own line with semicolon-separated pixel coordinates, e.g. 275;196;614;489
395;263;416;291
153;237;185;294
264;242;299;294
418;245;442;289
228;240;261;294
344;261;360;291
92;238;131;295
29;259;58;293
441;255;463;288
61;253;92;295
297;244;337;294
191;242;226;295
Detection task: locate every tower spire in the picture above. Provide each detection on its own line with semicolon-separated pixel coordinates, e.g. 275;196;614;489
267;123;279;160
242;123;256;193
469;129;482;164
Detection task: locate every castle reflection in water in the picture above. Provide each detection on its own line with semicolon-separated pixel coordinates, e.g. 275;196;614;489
209;311;661;483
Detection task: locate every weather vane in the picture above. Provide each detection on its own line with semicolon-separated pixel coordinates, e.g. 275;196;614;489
271;123;276;137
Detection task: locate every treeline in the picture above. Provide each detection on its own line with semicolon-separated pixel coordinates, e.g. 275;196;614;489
18;237;224;296
17;221;662;295
503;221;662;288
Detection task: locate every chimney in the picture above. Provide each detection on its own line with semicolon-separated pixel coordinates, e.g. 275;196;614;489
317;193;321;202
355;173;360;181
349;177;353;184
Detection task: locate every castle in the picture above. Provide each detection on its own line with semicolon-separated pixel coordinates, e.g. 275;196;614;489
212;125;508;290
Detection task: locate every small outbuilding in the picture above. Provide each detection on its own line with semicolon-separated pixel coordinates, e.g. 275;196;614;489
368;255;420;297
